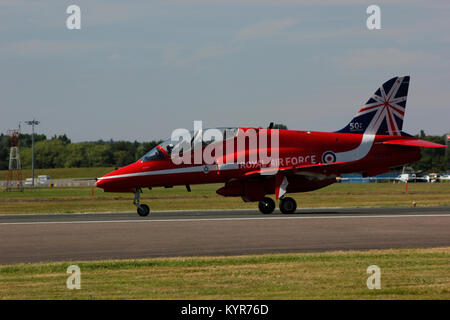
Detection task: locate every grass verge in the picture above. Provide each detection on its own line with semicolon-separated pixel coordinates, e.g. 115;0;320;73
0;247;449;299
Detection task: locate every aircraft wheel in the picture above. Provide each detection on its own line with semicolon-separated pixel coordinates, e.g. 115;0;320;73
258;197;275;214
280;197;297;214
137;204;150;217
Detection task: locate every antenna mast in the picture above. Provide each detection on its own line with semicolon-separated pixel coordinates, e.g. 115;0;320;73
5;129;23;192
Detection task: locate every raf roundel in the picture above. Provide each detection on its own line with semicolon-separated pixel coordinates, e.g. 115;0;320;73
322;151;336;163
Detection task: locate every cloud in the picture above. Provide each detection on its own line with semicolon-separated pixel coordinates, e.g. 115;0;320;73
107;53;121;61
83;1;148;26
192;43;237;61
161;42;238;67
161;18;298;67
0;39;107;58
339;48;448;69
167;0;443;6
0;0;29;7
236;18;297;41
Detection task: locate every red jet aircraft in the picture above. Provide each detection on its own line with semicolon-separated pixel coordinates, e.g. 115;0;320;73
96;76;446;216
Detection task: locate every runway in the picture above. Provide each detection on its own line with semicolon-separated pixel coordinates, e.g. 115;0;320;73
0;206;449;265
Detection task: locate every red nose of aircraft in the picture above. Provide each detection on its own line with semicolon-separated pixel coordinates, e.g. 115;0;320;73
96;161;141;193
95;176;108;189
96;169;119;190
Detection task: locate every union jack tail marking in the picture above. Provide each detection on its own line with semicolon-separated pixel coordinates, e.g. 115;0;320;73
338;76;410;136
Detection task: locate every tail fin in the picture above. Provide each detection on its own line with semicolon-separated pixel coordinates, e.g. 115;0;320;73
337;76;410;136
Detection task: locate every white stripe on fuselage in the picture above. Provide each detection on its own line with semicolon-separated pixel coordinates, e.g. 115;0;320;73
335;133;375;163
97;164;219;181
99;134;375;182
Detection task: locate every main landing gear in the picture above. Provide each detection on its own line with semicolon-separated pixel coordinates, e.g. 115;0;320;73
257;196;297;214
258;197;275;214
279;197;297;214
134;188;150;217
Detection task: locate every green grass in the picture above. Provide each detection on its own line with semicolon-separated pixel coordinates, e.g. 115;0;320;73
0;182;449;214
0;247;449;299
0;167;114;180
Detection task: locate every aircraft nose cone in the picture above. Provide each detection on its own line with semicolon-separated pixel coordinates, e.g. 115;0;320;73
96;167;123;189
96;177;107;189
95;163;140;193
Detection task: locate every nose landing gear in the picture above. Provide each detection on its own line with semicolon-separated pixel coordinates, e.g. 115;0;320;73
134;188;150;217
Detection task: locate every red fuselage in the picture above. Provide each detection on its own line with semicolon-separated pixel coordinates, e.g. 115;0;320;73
96;128;421;199
95;76;446;216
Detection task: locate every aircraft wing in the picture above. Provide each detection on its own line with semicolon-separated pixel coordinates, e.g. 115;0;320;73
244;161;354;177
382;139;446;148
242;161;354;200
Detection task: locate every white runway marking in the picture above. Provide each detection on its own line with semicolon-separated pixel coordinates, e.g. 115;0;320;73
0;214;449;226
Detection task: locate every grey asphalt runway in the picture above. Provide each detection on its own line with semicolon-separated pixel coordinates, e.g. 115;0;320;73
0;206;449;265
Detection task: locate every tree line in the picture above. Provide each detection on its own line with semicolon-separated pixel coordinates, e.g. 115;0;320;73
411;131;449;172
0;134;161;170
0;131;448;172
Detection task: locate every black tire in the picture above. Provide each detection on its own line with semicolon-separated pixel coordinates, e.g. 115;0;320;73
137;204;150;217
258;197;275;214
280;197;297;214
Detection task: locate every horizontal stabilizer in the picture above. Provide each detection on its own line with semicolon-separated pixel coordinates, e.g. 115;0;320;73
382;139;446;148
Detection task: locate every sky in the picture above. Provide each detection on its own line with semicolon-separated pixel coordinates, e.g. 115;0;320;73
1;0;449;142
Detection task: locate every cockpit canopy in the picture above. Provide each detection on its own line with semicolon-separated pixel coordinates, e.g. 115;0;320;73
140;127;238;162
